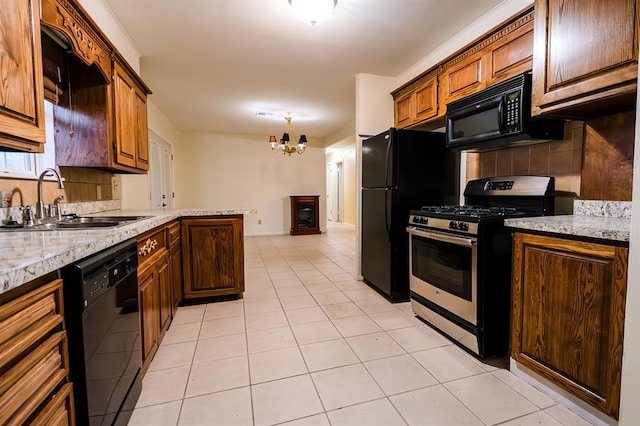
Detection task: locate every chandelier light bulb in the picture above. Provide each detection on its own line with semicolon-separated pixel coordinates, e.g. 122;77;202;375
289;0;337;26
267;114;308;156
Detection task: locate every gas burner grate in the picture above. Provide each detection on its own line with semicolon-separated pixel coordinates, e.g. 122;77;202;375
419;205;522;218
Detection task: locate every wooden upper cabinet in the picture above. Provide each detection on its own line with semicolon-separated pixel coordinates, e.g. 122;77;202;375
441;52;486;106
113;57;150;172
392;9;534;129
512;233;628;419
394;75;440;127
0;0;46;152
40;0;112;81
532;0;639;117
41;0;151;173
414;76;439;121
487;17;533;86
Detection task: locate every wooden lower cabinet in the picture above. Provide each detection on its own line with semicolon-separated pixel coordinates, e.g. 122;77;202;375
138;258;160;370
182;215;245;299
167;220;182;317
170;243;183;317
137;241;170;371
511;232;628;419
0;274;74;425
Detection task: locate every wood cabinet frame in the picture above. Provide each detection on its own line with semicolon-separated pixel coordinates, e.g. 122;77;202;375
391;8;534;129
531;0;639;118
511;232;627;418
0;0;46;152
182;216;245;300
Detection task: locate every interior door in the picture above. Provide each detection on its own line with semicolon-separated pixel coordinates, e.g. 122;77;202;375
150;142;162;209
149;131;174;209
327;163;337;221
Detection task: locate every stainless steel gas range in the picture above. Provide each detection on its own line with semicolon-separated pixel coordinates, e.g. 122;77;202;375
406;175;554;358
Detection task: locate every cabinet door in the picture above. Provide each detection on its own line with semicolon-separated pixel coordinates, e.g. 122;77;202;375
135;89;149;170
511;233;627;418
532;0;638;116
394;92;414;128
157;250;171;336
487;20;533;87
182;216;245;299
0;0;45;152
414;76;439;122
442;52;485;105
170;243;182;317
138;264;159;369
113;61;138;169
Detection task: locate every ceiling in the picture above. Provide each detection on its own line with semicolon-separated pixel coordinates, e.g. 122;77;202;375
102;0;505;142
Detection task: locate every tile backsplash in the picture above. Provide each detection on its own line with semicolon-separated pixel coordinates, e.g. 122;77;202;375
0;200;121;224
466;121;584;196
0;167;116;224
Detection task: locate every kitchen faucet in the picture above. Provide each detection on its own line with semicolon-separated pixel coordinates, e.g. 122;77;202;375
36;168;65;221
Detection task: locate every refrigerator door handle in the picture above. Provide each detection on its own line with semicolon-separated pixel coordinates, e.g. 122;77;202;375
384;135;392;187
384;187;391;240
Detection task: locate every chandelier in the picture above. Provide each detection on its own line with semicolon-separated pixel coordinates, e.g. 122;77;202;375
269;115;308;156
289;0;337;26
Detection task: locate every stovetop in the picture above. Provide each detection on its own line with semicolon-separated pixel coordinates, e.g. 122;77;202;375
411;205;532;222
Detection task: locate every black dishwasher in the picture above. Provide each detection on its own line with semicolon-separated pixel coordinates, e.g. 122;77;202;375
62;239;141;426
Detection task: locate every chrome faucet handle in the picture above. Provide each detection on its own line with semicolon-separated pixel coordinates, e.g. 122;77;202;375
21;206;35;227
52;195;64;221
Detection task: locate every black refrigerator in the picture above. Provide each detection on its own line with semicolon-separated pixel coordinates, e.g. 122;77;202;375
361;128;459;302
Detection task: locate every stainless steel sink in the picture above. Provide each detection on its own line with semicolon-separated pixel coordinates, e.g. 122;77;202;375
0;215;152;231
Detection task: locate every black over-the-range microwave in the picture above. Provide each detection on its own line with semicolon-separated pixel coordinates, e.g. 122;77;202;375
445;73;564;152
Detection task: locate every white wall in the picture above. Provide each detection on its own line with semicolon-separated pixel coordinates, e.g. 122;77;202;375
618;45;640;425
76;0;140;71
395;0;534;86
355;73;396;137
174;132;326;236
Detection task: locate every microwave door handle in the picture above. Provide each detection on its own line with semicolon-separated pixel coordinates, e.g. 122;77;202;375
497;99;505;133
406;226;476;247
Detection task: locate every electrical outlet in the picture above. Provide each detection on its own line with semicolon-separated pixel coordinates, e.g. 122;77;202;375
96;185;102;200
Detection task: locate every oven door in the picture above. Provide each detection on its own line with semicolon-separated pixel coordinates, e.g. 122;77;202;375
407;226;477;325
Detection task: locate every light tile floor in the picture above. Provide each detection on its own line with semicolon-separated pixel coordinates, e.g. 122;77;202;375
129;222;593;426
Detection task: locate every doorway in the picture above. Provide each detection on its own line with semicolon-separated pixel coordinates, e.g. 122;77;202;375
149;130;174;209
327;161;343;222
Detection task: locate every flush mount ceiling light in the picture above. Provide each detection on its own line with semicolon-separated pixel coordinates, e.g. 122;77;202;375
288;0;337;26
269;114;308;156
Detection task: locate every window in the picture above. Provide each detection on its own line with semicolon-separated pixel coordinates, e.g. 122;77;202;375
0;101;57;179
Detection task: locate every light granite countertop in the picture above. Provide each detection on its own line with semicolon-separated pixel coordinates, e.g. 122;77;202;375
504;200;632;243
0;208;256;295
504;215;631;242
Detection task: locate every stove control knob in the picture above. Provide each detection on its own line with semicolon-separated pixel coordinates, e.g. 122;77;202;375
458;222;469;231
449;221;458;230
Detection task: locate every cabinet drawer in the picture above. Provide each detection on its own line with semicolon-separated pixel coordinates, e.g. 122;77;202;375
167;221;180;247
137;227;166;264
0;331;70;425
30;382;74;426
0;279;64;368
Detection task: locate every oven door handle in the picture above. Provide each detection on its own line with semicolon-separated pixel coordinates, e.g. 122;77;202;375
406;226;477;247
